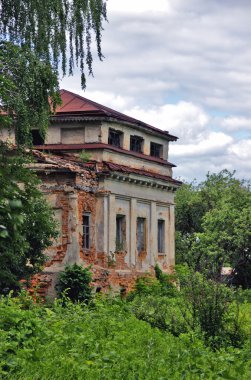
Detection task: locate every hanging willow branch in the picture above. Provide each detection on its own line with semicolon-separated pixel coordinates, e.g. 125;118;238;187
0;0;107;88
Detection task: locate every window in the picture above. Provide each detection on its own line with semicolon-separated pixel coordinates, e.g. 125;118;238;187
31;130;44;145
150;142;163;158
116;215;126;251
82;213;91;249
108;128;123;147
137;218;146;252
158;220;165;253
130;135;143;153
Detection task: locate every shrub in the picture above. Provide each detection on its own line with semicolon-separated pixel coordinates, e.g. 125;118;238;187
180;272;245;349
55;264;92;304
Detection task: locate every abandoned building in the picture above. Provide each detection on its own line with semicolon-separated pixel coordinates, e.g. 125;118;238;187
1;89;182;296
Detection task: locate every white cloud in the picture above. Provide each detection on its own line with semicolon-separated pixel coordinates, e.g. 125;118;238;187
125;101;209;142
107;0;172;14
171;132;233;157
221;116;251;131
229;139;251;160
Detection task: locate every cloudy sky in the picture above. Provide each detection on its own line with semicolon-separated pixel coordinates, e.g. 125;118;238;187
61;0;251;182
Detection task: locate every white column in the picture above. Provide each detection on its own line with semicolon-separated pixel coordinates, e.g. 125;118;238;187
168;204;175;266
64;192;80;265
130;198;137;266
108;194;116;254
150;201;157;265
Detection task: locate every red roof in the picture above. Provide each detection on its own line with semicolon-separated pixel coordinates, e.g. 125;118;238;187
54;89;178;141
101;161;182;186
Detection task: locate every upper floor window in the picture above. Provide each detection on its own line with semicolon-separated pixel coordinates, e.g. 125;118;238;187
108;128;123;148
82;212;91;249
31;130;44;145
150;142;163;158
130;135;143;153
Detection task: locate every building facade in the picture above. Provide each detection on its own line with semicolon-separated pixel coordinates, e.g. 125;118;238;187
1;89;181;296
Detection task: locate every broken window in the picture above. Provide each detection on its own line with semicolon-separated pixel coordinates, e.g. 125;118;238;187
116;215;126;251
130;135;143;153
108;128;123;148
158;219;165;253
31;130;44;145
82;213;91;249
137;217;146;253
150;142;163;158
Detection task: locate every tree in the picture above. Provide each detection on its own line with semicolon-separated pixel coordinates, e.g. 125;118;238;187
0;0;107;145
0;1;107;292
0;145;57;293
175;170;251;288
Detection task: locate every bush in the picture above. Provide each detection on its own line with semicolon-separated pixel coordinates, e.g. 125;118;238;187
180;272;245;349
55;264;92;304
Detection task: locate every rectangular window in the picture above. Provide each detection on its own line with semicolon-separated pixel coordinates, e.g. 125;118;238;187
158;220;165;253
150;142;163;158
82;213;90;249
116;215;126;251
31;130;44;145
137;217;146;252
108;128;123;148
130;135;143;153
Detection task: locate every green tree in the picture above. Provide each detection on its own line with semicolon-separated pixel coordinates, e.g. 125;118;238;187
175;170;251;287
0;145;57;293
0;1;107;292
0;0;107;144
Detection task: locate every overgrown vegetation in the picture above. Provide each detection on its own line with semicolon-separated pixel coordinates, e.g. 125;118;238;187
56;264;92;304
0;276;250;379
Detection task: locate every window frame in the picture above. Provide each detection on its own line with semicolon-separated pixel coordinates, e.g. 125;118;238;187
157;219;165;253
137;217;146;253
116;214;126;252
150;142;163;158
130;135;143;153
31;129;45;145
108;128;123;148
82;212;91;250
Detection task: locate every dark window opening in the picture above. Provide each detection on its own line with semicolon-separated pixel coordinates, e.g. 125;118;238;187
137;217;146;253
108;129;122;148
83;213;91;249
116;215;126;251
158;220;165;253
130;135;143;153
150;142;163;158
31;130;44;145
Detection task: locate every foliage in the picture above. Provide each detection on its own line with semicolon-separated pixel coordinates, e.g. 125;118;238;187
79;149;92;163
175;170;251;287
0;146;57;293
127;266;246;350
0;41;60;146
0;0;107;295
0;0;107;89
180;271;245;350
56;264;92;304
0;294;250;379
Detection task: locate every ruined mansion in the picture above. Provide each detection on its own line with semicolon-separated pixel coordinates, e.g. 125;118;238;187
1;89;182;296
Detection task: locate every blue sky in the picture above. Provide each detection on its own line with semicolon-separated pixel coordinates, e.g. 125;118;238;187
61;0;251;182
